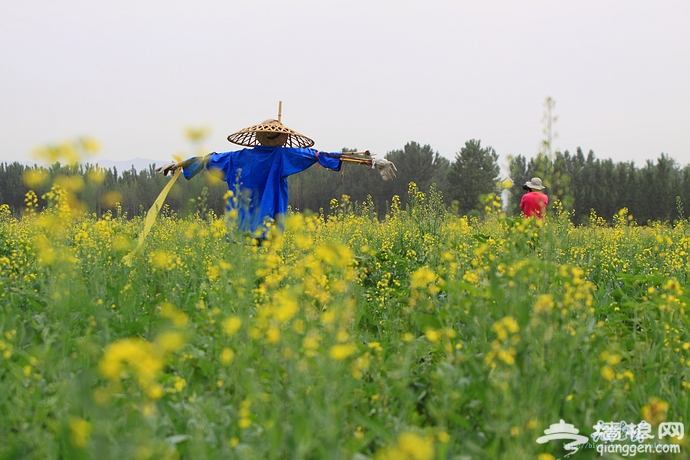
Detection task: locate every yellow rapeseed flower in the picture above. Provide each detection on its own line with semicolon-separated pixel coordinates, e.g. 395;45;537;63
151;249;175;270
102;191;123;208
99;338;152;380
642;397;668;425
599;351;622;365
221;348;235;364
146;383;164;400
272;290;299;323
375;432;434;460
98;333;180;400
501;316;519;334
336;329;349;343
160;303;189;328
537;454;556;460
68;416;92;448
425;329;440;343
351;354;371;379
410;267;436;290
303;333;321;352
601;365;615;381
534;294;555;314
329;343;357;360
222;317;242;336
155;331;185;354
80;137;101;153
22;169;48;188
266;326;281;344
367;341;383;352
497;348;516;365
172;376;186;393
86;167;105;185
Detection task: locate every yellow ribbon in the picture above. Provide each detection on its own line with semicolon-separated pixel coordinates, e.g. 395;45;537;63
123;157;182;265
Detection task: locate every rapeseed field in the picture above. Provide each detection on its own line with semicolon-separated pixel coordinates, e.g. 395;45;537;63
1;181;688;459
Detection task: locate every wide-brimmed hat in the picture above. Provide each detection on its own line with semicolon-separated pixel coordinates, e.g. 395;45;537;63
525;177;545;190
227;119;315;148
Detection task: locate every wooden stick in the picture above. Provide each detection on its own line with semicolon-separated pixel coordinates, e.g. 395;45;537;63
340;156;373;166
278;101;282;122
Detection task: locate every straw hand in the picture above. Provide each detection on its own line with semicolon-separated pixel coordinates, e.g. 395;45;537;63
156;161;180;177
371;158;397;181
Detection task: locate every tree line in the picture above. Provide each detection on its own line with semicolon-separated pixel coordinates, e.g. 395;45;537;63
1;142;688;224
507;150;690;224
0;162;229;219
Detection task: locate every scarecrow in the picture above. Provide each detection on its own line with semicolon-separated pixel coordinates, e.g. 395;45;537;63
155;104;397;238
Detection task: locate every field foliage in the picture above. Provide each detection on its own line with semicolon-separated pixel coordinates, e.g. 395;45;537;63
1;183;689;459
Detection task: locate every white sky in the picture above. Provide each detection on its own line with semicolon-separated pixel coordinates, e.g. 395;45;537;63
1;0;688;173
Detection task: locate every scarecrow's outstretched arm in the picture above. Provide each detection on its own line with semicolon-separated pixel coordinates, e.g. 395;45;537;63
155;160;180;176
338;151;397;181
156;154;212;178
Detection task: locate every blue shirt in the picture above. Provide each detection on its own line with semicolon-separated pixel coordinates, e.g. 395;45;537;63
183;146;342;235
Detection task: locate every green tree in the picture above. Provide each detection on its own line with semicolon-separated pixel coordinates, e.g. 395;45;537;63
288;142;449;218
506;154;529;216
384;142;449;203
445;140;500;215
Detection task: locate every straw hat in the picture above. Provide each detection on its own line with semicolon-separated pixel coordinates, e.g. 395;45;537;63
227;119;315;148
525;177;545;190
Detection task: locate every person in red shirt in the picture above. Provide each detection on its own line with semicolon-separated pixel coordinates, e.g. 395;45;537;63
519;177;548;218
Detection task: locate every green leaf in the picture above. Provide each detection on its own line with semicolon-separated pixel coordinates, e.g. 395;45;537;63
472;233;489;243
413;314;442;331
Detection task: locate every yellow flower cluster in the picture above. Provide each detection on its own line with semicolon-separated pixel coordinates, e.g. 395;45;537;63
98;330;185;400
68;416;92;448
641;397;669;425
375;432;435;460
31;138;99;165
485;316;520;368
599;350;634;385
237;398;252;429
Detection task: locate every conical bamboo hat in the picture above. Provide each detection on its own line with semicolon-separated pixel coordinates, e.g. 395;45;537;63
227;119;314;148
